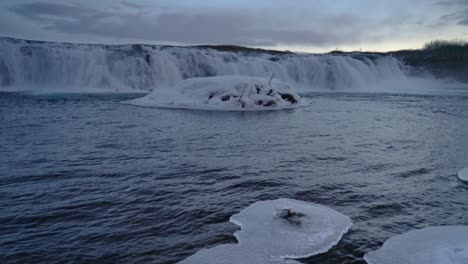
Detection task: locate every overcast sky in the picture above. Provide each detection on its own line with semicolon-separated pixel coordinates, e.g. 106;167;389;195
0;0;467;52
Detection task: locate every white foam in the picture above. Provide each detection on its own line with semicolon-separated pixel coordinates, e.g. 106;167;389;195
179;198;352;264
0;38;419;93
0;85;148;95
364;226;468;264
125;76;306;111
458;167;468;182
3;38;468;96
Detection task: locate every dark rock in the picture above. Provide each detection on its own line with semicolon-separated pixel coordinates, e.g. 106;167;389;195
192;45;293;55
276;208;305;225
0;58;12;86
267;89;274;96
19;46;33;57
263;100;277;107
132;44;144;53
221;95;231;101
223;56;238;63
277;208;305;219
280;93;298;104
255;85;261;94
256;100;263;105
145;54;151;64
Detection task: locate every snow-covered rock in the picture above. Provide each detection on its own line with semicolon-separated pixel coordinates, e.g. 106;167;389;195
364;226;468;264
178;198;352;264
126;76;306;111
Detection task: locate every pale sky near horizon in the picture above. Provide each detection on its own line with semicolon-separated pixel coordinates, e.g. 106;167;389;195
0;0;467;52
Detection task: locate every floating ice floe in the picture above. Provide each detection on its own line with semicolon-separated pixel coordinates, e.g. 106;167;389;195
458;167;468;182
126;76;306;111
364;226;468;264
179;198;352;264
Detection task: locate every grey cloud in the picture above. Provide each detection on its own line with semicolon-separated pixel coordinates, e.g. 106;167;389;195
8;2;376;47
10;2;95;21
435;1;456;6
8;2;269;45
434;0;468;6
441;12;463;21
440;8;468;26
120;1;147;10
458;18;468;24
436;0;468;26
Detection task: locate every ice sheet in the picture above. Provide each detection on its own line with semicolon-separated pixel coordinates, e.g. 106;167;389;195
179;198;352;264
364;226;468;264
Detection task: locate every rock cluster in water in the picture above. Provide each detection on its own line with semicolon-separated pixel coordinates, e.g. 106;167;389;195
206;82;299;109
127;76;304;111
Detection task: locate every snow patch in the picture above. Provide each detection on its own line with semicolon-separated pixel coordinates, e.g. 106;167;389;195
178;198;352;264
364;226;468;264
458;167;468;182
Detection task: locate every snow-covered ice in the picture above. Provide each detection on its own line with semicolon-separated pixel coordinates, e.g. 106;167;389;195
364;226;468;264
178;198;352;264
126;76;305;111
230;198;353;259
458;167;468;182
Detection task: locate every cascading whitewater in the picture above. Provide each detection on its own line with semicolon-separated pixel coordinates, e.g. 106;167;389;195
0;38;409;92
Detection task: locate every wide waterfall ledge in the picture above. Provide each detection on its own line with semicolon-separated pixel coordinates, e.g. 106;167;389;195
458;167;468;182
125;76;306;111
364;226;468;264
178;198;352;264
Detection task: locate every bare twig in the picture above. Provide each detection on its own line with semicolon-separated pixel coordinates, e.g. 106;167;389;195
268;72;275;87
247;86;253;98
239;84;247;102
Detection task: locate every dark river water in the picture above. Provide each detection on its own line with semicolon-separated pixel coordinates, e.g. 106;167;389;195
1;92;468;264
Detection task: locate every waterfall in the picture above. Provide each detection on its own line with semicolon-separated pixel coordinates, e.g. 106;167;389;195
0;38;409;92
